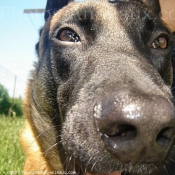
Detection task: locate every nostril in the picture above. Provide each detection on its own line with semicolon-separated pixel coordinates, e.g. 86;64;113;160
156;127;175;148
109;125;136;138
103;124;137;142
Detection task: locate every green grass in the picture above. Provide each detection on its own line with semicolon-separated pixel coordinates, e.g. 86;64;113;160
0;116;25;175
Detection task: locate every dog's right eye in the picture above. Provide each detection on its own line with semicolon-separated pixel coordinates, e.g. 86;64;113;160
56;29;80;42
151;36;168;49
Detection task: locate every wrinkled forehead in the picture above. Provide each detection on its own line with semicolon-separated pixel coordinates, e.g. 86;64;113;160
50;1;118;31
49;0;161;31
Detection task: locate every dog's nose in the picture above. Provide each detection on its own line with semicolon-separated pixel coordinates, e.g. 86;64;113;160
94;91;175;163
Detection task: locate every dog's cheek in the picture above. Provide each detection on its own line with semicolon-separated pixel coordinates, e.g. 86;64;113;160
51;49;71;82
50;40;82;82
34;61;58;114
61;102;95;156
50;42;90;112
151;53;173;86
160;60;173;86
61;87;100;161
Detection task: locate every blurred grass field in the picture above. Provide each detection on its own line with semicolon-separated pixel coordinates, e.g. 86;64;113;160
0;116;25;175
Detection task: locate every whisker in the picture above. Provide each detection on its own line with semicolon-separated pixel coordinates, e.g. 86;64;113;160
165;160;173;175
24;124;60;155
71;155;76;173
85;157;93;173
63;155;72;173
68;154;73;170
90;156;103;172
44;142;58;157
168;157;175;163
163;164;169;175
46;153;64;174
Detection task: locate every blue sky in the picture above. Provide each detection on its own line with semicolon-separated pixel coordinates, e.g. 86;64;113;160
0;0;46;97
0;0;83;98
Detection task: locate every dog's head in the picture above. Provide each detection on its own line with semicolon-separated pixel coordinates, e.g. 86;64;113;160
30;0;175;175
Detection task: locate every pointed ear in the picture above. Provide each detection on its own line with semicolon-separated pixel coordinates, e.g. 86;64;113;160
142;0;161;16
44;0;72;21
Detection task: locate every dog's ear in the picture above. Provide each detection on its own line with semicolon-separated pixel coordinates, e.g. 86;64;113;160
35;28;43;57
44;0;73;21
141;0;161;16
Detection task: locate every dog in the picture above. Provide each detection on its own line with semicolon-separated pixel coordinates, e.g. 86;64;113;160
21;0;175;175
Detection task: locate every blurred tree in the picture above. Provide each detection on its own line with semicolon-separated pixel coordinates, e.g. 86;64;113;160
12;97;23;117
0;84;11;115
0;84;23;116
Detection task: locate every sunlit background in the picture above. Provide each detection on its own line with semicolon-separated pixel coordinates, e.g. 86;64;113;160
0;0;46;98
0;0;84;98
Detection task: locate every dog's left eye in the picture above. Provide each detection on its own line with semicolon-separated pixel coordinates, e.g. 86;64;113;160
152;36;168;49
57;29;80;42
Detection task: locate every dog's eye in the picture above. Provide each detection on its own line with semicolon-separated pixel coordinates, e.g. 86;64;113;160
152;36;168;49
57;29;80;42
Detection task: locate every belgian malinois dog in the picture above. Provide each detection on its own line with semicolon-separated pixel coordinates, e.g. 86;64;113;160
21;0;175;175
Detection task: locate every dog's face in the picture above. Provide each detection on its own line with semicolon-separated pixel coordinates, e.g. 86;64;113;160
29;0;175;175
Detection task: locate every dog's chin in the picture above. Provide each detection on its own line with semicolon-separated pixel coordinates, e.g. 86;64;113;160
78;171;135;175
78;171;153;175
74;169;122;175
69;165;121;175
72;162;160;175
86;172;122;175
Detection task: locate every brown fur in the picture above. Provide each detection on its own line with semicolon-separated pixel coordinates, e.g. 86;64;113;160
21;122;52;173
20;69;63;174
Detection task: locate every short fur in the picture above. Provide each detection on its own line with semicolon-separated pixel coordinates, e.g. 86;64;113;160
21;0;175;175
